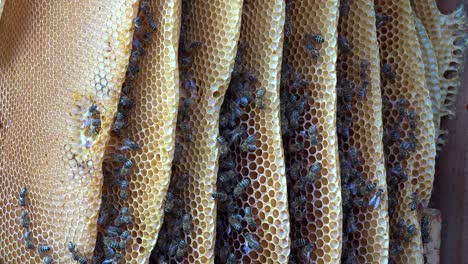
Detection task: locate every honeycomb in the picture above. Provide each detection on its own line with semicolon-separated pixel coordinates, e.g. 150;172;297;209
411;0;466;120
413;15;442;147
0;0;4;19
281;1;342;263
212;1;290;263
0;0;137;262
151;0;243;263
375;0;436;263
93;0;182;263
336;0;389;263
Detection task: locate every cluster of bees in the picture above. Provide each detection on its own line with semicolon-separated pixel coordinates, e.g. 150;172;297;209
18;187;90;263
280;3;323;262
81;105;102;149
150;1;197;262
213;41;266;263
93;1;158;263
335;7;386;259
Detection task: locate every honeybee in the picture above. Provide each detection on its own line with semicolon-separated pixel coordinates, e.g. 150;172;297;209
358;59;370;77
20;210;30;229
291;195;307;209
292;238;308;248
176;239;187;258
114;207;132;226
37;245;51;254
227;126;245;144
148;15;158;32
301;244;314;263
409;192;419;211
133;17;142;30
67;241;76;253
382;63;395;81
303;126;317;146
219;170;236;184
366;182;377;192
228;214;243;232
345;215;358;234
244;207;256;229
310;33;324;44
240;135;256;152
44;256;53;264
244;233;260;251
212;192;228;202
376;13;391;29
288;142;304;153
20;187;27;198
338;36;351;54
339;0;350;17
24;231;34;249
369;188;383;209
400;140;410;159
121;138;139;151
227;253;236;264
255;88;266;109
357;80;369;99
182;213;192;235
408;110;416;130
233;179;250;197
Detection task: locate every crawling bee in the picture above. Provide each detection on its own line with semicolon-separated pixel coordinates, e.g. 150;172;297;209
338;35;351;54
339;0;350;17
382;63;395;81
369;188;383;209
292;238;308;248
147;15;158;32
366;182;377;192
240;135;256;152
233;178;250;197
348;147;360;167
376;13;391;29
19;187;27;207
308;125;318;145
400;140;410;159
228;214;243;232
345;215;358;234
288;142;304;153
227;253;236;264
105;238;121;250
408;110;416;130
44;256;53;264
182;213;192;235
119;180;129;201
291;195;307;209
181;121;193;142
133;17;142;31
305;39;320;59
121;138;139;151
114;207;132;226
408;133;417;152
304;163;321;183
212;191;228;202
244;207;256;229
255;88;266;109
176;239;187;259
301;244;314;263
37;245;51;254
67;241;76;254
357;80;369;99
24;231;34;249
21;210;30;229
76;256;88;264
409;192;419;211
311;33;324;44
359;60;370;79
245;233;261;251
218;170;236;185
227;126;246;144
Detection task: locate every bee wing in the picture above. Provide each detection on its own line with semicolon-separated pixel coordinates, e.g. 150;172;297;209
243;241;251;255
373;196;381;209
369;195;376;207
